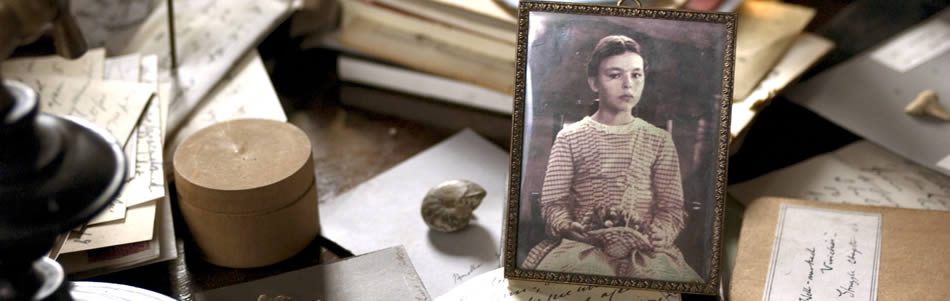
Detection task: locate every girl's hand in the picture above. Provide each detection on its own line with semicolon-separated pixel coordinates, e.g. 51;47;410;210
562;221;591;244
649;225;676;247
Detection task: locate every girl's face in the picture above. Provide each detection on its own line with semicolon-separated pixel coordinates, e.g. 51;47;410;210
587;52;646;115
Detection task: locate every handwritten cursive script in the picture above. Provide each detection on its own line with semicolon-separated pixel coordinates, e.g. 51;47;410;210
836;270;860;298
821;233;836;274
452;263;483;283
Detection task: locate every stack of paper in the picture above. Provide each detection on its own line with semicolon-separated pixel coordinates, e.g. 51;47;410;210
728;1;834;140
3;50;175;277
5;0;295;276
6;0;289;273
116;0;295;140
334;0;517;95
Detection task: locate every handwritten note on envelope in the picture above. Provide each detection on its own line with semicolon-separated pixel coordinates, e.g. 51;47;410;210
762;205;881;301
436;268;679;301
730;140;950;211
3;48;105;79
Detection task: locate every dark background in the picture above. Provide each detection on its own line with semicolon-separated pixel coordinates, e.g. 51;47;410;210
515;11;728;281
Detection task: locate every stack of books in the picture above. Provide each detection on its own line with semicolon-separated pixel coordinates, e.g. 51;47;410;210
314;0;517;144
315;0;834;149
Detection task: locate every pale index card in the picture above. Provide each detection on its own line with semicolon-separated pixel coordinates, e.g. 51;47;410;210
7;74;154;147
436;268;679;301
763;205;881;301
3;48;106;79
870;9;950;73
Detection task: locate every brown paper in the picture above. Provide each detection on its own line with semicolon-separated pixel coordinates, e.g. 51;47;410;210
730;197;950;300
174;119;320;268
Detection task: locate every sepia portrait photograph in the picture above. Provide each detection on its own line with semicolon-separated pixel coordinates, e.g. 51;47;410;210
503;2;735;294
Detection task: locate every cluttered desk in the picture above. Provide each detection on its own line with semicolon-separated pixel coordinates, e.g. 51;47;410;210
1;0;948;300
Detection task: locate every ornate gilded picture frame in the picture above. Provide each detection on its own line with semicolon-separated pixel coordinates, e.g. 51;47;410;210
503;1;735;295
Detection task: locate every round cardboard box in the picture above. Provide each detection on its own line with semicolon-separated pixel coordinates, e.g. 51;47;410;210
173;118;320;268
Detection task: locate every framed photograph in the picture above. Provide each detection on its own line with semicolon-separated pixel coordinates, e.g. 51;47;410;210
503;1;735;294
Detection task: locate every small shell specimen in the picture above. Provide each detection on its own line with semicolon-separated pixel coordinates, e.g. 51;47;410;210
905;90;950;121
421;180;486;232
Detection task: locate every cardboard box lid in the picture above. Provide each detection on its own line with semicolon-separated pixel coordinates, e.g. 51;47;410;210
173;118;314;214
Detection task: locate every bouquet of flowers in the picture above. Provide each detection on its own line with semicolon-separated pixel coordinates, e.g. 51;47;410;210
582;204;651;258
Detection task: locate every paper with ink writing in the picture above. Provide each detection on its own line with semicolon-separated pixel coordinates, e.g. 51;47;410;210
762;205;881;301
7;74;154;147
163;50;286;175
119;0;292;136
3;48;105;79
730;141;950;211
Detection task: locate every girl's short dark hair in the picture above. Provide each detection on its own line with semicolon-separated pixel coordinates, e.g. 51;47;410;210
587;35;645;78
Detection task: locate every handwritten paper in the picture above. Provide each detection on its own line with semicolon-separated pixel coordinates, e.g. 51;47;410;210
119;0;293;136
128;55;165;206
103;55;165;208
762;205;881;301
60;199;157;254
86;198;126;226
730;140;950;211
103;53;144;190
733;1;815;100
2;48;105;79
103;53;143;82
8;74;154;147
164;50;286;165
731;33;833;138
436;268;679;301
870;9;950;73
57;190;177;277
320;129;507;297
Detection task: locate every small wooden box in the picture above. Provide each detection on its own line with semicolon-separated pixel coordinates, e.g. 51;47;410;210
174;119;320;268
